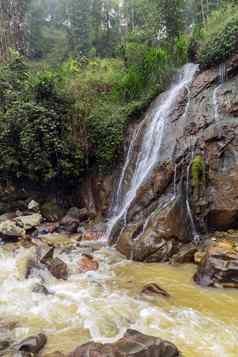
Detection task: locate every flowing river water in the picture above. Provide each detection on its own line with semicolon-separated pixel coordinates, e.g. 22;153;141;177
0;243;238;356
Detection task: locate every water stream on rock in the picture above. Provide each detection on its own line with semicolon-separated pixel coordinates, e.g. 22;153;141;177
213;63;226;122
107;64;199;241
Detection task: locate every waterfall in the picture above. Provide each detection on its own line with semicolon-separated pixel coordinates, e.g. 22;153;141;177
173;164;177;197
213;63;226;122
186;159;200;245
107;63;199;242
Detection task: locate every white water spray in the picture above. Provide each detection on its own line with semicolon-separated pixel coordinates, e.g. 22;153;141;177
107;64;199;241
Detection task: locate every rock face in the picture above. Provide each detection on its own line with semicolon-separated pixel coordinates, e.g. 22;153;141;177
194;240;238;288
69;329;181;357
110;54;238;261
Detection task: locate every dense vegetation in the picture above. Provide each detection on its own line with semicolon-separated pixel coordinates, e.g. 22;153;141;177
0;0;237;187
196;3;238;67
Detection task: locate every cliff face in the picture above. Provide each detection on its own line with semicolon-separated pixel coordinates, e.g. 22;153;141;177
115;54;238;261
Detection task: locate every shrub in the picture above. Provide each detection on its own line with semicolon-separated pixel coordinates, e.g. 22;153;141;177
196;5;238;67
0;100;84;184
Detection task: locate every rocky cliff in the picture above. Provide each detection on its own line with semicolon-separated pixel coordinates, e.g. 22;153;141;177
115;54;238;262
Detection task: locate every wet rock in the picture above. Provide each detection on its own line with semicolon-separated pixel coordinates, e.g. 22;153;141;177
44;352;65;357
141;283;170;298
194;240;238;288
171;243;198;264
69;329;181;357
38;233;80;248
32;283;50;295
15;213;42;231
116;194;190;262
37;222;59;235
78;255;99;273
17;333;47;354
82;231;99;241
59;207;88;234
41;201;65;222
27;200;39;211
45;257;68;280
0;212;17;223
0;340;11;351
0;220;25;239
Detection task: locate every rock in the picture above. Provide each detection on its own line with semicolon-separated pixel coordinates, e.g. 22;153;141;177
27;200;39;211
44;353;65;357
78;255;99;273
37;222;59;235
0;212;17;223
171;243;197;264
0;220;25;239
46;257;68;280
0;340;11;351
17;333;47;354
39;246;55;264
141;283;170;298
41;201;65;222
194;241;238;288
116;194;190;262
82;231;99;241
15;213;42;231
60;207;86;234
194;250;206;264
38;233;79;247
32;283;50;295
69;329;181;357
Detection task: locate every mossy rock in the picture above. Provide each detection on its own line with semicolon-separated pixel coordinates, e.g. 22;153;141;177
191;155;205;188
40;201;65;222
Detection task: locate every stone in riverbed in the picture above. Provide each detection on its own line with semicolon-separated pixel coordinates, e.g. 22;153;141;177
141;283;170;298
15;213;42;230
78;254;99;273
171;243;198;264
194;240;238;288
69;329;181;357
17;333;47;354
59;207;90;234
27;200;39;211
46;257;68;280
0;220;25;239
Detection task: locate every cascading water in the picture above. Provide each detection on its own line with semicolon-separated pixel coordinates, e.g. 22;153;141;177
213;63;226;122
107;63;199;241
186;158;200;245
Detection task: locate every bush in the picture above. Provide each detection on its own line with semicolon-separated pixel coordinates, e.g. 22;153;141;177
0;101;84;184
195;5;238;67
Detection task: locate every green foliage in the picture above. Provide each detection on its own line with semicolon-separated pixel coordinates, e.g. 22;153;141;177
191;155;205;188
0;60;84;185
195;4;238;67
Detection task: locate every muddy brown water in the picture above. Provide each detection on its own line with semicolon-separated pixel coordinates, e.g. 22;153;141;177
0;245;237;356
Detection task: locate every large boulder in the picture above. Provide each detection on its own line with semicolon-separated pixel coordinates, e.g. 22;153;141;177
15;213;42;230
17;333;47;354
69;329;181;357
194;240;238;288
59;207;89;233
116;194;191;262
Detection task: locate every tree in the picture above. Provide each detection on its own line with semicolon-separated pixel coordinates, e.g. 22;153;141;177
69;0;92;57
0;0;28;59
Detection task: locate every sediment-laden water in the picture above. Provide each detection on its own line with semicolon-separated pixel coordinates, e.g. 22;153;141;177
1;244;238;356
